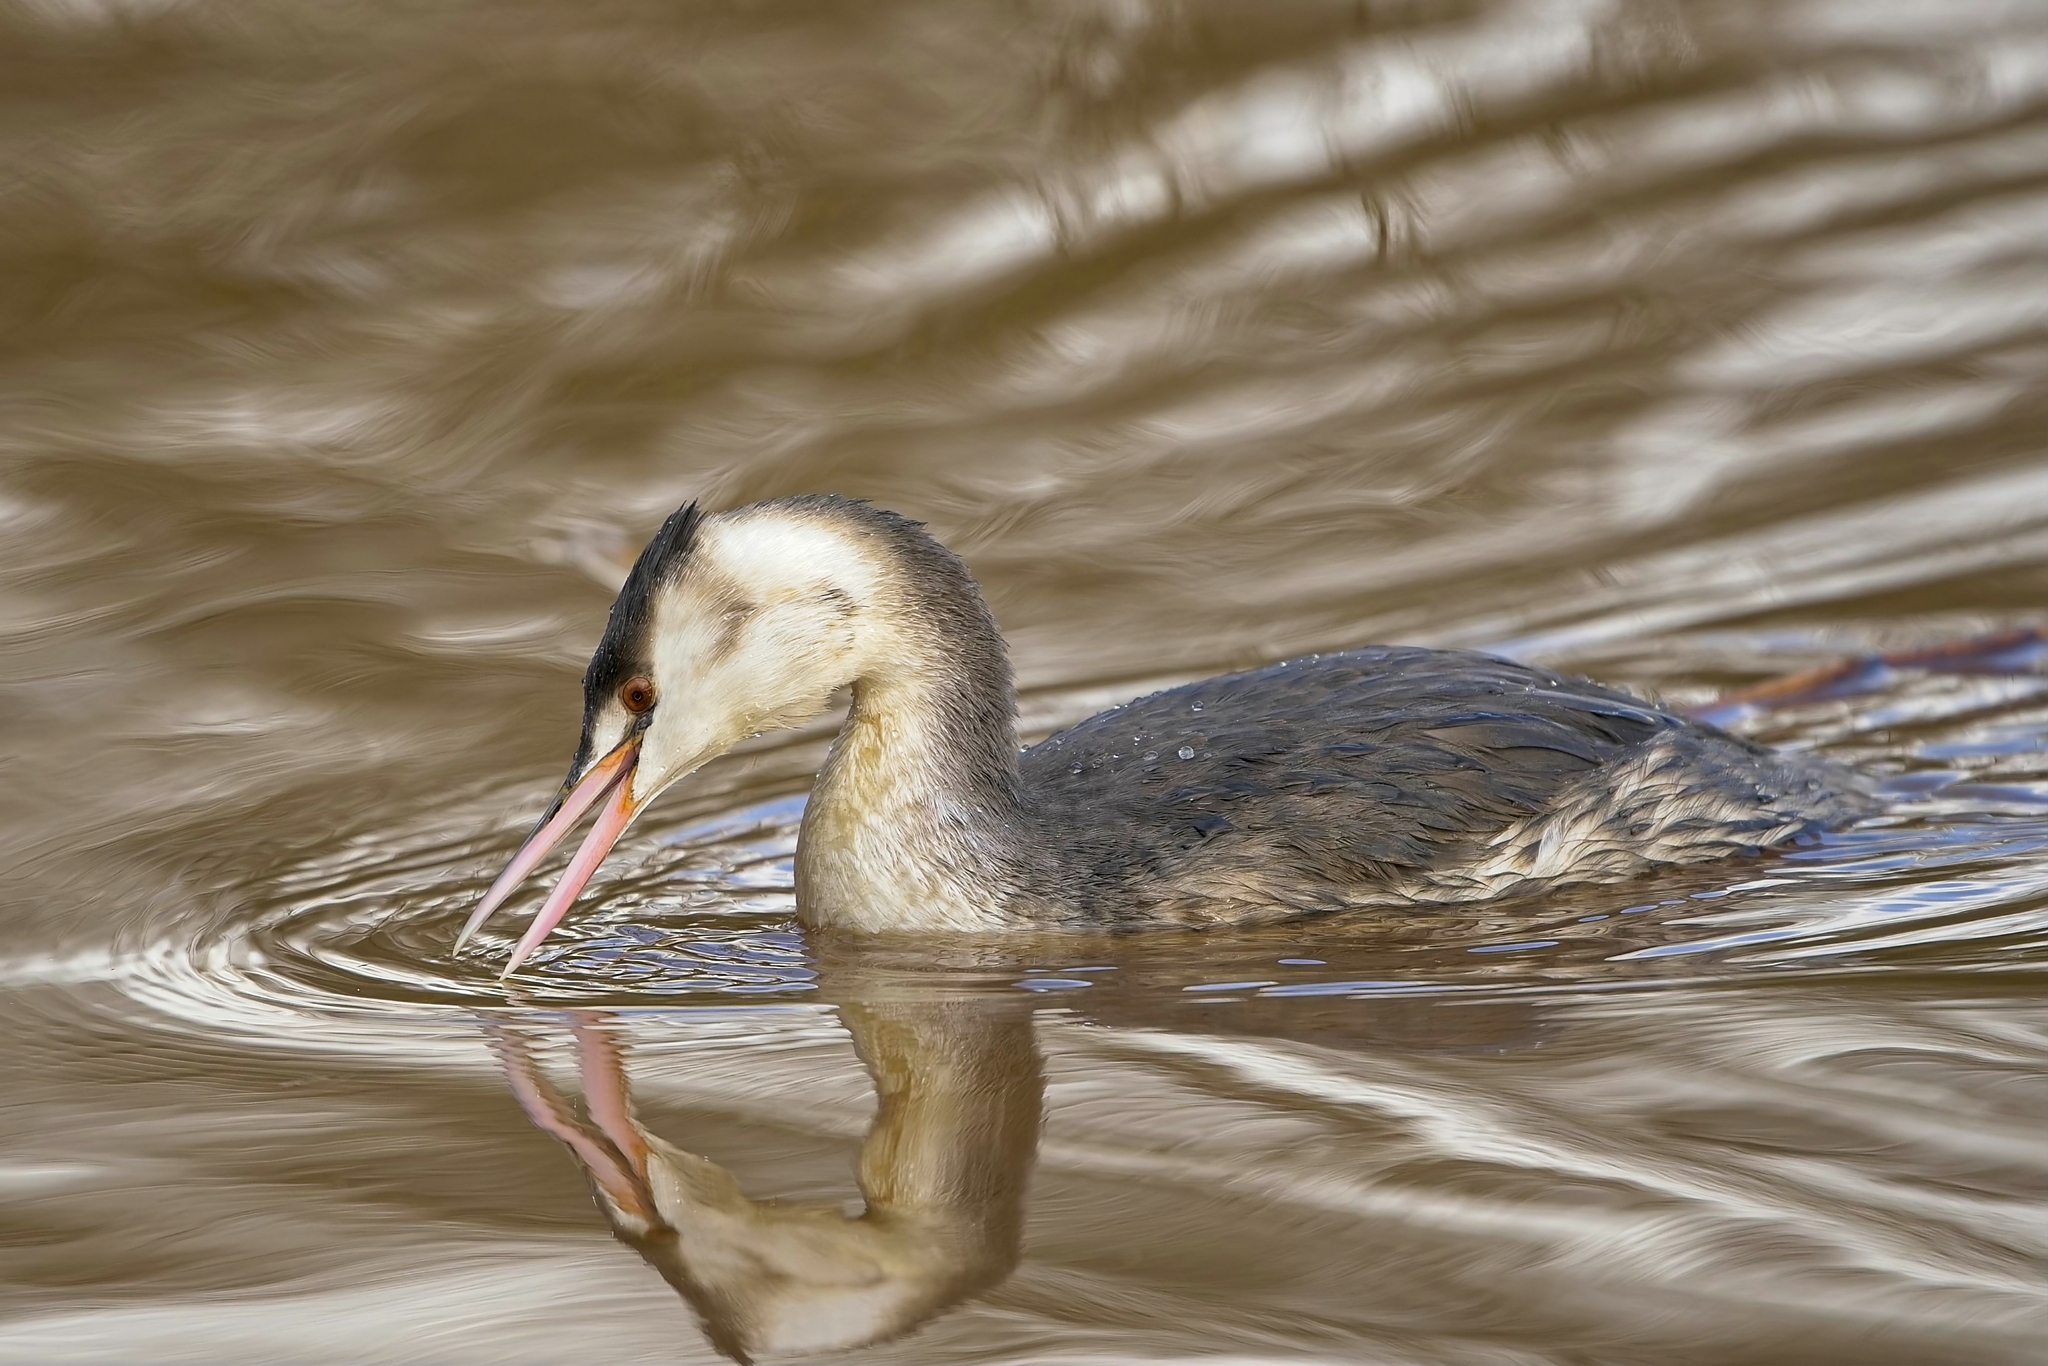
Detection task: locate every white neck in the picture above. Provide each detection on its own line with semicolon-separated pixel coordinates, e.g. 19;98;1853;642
795;669;1023;932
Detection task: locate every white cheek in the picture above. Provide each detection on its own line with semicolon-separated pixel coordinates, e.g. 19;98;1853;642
632;602;785;794
581;705;635;774
744;608;854;718
631;716;712;804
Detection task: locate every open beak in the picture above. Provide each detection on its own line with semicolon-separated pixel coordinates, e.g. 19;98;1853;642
456;738;646;978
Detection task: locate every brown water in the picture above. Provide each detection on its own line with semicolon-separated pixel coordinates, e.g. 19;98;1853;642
7;0;2048;1360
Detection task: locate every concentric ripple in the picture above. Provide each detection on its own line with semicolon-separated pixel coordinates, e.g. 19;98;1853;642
62;791;823;1060
67;657;2048;1059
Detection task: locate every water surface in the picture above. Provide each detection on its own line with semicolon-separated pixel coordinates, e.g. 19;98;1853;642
7;0;2048;1361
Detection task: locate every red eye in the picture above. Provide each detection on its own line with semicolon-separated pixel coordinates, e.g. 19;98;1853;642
618;676;657;714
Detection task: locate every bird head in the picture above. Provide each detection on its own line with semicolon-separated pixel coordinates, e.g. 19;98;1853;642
456;497;894;973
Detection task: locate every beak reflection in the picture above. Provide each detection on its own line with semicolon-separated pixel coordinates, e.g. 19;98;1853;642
485;997;1041;1362
456;737;643;976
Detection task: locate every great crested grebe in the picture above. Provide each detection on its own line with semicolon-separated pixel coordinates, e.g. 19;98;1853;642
457;495;1873;973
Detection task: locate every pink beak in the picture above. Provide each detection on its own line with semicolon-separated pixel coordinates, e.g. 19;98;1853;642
457;739;646;977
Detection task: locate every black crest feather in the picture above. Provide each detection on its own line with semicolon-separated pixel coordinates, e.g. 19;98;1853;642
581;500;702;713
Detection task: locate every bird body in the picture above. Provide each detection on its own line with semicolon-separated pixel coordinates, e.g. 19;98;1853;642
459;495;1872;970
1009;647;1870;928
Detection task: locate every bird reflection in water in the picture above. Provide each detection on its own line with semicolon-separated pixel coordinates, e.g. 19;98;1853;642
485;995;1041;1363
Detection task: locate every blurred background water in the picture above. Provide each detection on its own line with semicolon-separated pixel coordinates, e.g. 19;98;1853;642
6;0;2048;1361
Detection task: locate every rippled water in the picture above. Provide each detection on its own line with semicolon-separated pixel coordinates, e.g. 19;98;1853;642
8;0;2048;1361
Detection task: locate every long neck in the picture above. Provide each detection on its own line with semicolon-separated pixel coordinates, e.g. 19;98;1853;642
795;543;1033;932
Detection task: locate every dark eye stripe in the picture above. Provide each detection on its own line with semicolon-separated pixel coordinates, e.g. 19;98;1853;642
581;501;700;713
